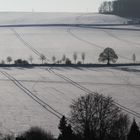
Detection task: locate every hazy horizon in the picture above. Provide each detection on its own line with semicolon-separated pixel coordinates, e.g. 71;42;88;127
0;0;105;12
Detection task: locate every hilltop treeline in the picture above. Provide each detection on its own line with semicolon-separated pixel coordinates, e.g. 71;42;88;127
99;0;140;18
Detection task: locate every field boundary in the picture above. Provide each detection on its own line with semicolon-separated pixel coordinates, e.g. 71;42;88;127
0;63;140;68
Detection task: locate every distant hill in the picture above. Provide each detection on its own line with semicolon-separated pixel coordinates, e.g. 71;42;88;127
0;12;129;25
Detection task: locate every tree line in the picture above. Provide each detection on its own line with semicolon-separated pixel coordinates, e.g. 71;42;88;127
99;0;140;18
2;93;140;140
0;48;138;65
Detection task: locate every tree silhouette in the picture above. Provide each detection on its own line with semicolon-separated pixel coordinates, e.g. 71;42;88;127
29;55;33;64
70;93;129;140
73;52;78;64
62;54;66;64
98;47;118;65
17;127;54;140
40;54;46;64
99;0;140;18
127;119;140;140
6;56;12;64
52;56;56;64
81;52;85;64
65;58;71;65
1;60;5;64
132;53;136;63
58;116;73;140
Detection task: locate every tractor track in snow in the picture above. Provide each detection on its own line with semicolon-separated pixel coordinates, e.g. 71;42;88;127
67;28;103;49
0;70;63;119
48;68;140;119
102;29;140;61
10;28;50;62
66;26;133;62
98;67;140;90
1;78;140;87
103;29;140;48
67;13;136;62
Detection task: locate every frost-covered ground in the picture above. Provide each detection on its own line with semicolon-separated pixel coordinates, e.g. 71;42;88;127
0;12;140;136
0;66;140;136
0;12;128;25
0;12;140;64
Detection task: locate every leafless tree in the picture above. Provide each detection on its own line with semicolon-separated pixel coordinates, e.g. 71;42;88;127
40;54;46;64
6;56;12;64
73;52;78;64
81;52;85;64
52;56;56;64
29;55;33;64
132;53;136;63
1;60;5;64
70;93;129;140
62;54;66;64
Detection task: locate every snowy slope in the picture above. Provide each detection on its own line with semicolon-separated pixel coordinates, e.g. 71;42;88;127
0;12;139;64
0;12;129;25
0;12;140;136
0;26;140;64
0;66;140;135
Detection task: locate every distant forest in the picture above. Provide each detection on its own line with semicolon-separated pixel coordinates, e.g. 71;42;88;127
99;0;140;18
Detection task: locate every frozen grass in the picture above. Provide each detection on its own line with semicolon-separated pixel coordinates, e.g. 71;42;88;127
0;26;140;64
0;66;140;135
0;13;139;64
0;12;128;25
0;12;140;136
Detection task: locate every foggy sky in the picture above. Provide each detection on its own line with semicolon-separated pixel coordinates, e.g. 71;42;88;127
0;0;104;12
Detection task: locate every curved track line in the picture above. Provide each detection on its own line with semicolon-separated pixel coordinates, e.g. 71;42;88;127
102;30;140;61
49;68;140;119
0;70;63;119
67;26;133;62
67;28;103;49
67;14;135;62
104;29;140;48
1;78;140;87
10;28;50;62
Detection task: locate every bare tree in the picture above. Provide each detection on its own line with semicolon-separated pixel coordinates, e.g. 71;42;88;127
1;60;5;64
73;52;78;64
132;53;136;63
40;54;46;64
98;47;118;65
6;56;12;64
29;55;33;64
81;52;85;64
52;56;56;64
70;93;129;140
62;54;66;64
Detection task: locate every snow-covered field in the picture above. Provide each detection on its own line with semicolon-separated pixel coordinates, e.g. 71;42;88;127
0;12;140;136
0;12;140;63
0;12;129;25
0;66;140;136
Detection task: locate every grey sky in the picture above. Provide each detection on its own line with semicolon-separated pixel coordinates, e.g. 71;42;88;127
0;0;104;12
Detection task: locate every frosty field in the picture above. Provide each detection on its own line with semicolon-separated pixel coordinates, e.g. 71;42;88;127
0;12;140;136
0;12;140;63
0;66;140;135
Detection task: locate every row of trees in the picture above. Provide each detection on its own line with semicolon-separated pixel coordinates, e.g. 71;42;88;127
0;52;85;65
30;52;86;65
99;0;140;18
13;93;140;140
1;48;137;65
